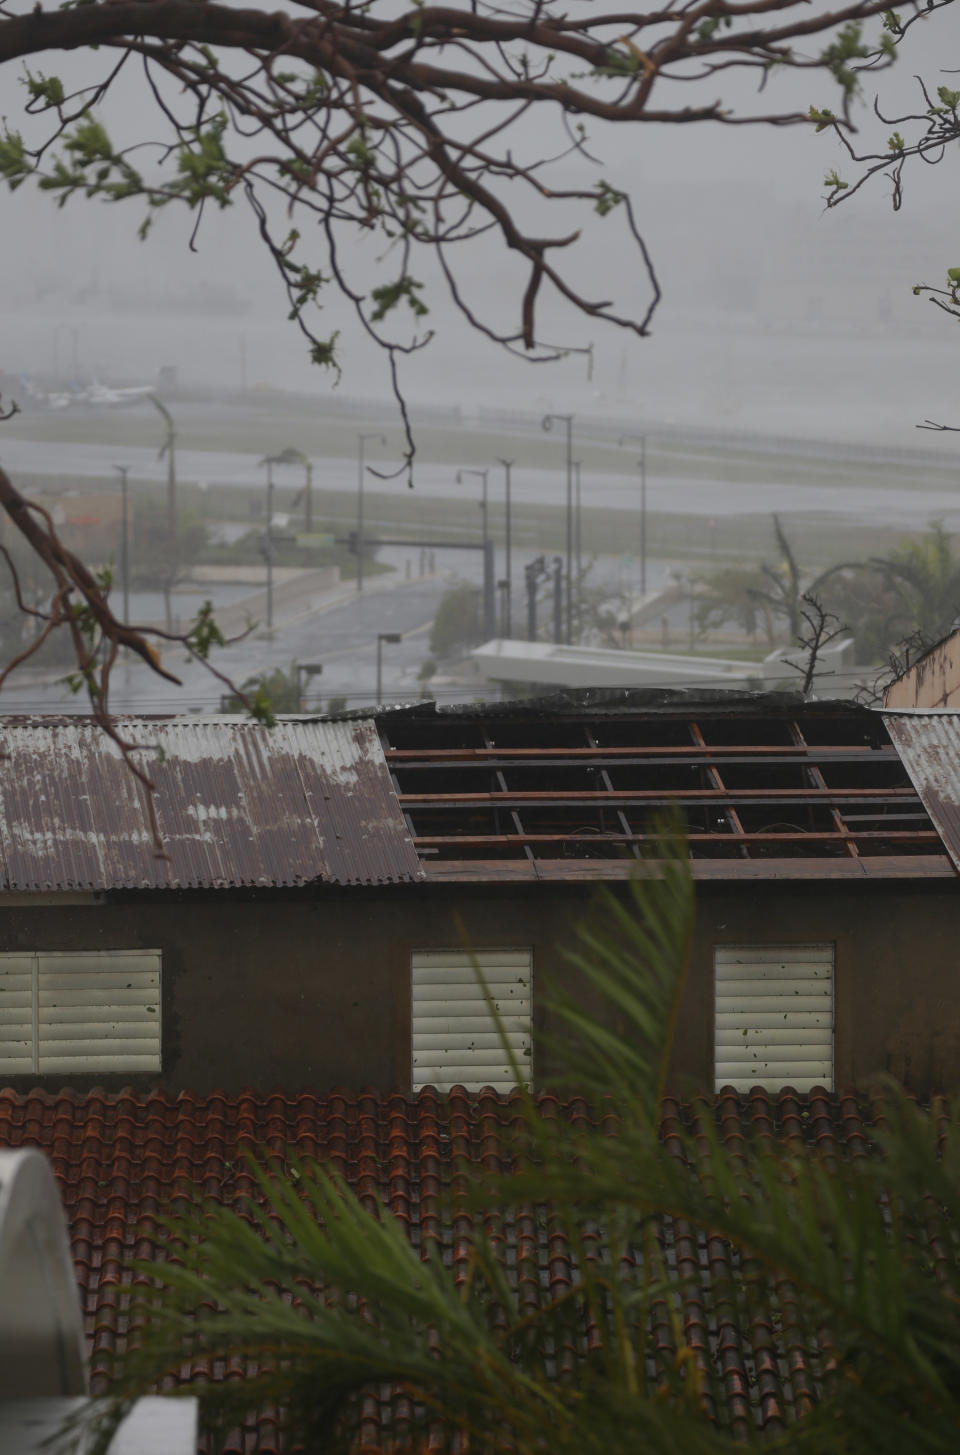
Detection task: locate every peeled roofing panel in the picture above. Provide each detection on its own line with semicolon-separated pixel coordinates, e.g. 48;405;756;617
883;713;960;875
0;717;423;891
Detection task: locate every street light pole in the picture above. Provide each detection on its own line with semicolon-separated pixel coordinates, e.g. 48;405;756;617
264;458;274;632
618;433;648;597
542;413;574;644
149;395;177;543
496;458;514;638
376;632;402;706
113;465;130;624
304;458;314;535
456;467;494;638
357;432;386;593
573;460;583;624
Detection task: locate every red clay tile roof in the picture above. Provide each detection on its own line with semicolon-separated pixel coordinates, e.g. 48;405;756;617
0;1084;877;1452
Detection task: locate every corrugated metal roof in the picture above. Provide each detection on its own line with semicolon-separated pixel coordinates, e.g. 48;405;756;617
883;712;960;873
0;717;423;891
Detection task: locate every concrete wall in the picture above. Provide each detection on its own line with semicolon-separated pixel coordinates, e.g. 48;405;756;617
0;880;957;1098
884;630;960;709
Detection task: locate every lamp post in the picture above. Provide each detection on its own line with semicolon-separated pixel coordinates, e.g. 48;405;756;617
149;395;177;542
496;458;514;638
376;632;402;706
357;432;386;593
618;432;647;598
456;467;494;639
573;459;584;626
113;465;130;625
541;413;574;644
258;449;307;630
296;662;323;711
525;555;546;641
304;457;314;535
260;456;275;632
52;323;64;384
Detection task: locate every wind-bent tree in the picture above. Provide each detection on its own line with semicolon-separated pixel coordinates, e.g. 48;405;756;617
873;521;960;642
697;516;860;647
0;0;951;806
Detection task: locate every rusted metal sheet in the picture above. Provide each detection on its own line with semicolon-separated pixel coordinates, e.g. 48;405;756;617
382;704;938;869
883;713;960;874
0;718;424;891
424;854;957;883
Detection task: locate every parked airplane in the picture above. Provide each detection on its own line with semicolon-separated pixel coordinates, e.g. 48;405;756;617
18;375;157;409
78;381;156;407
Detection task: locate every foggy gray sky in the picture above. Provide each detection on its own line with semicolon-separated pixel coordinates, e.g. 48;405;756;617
2;4;959;446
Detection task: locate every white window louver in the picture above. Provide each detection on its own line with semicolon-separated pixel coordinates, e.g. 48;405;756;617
714;944;834;1094
0;951;161;1077
412;949;532;1093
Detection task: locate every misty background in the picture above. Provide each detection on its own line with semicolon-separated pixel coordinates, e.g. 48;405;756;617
1;9;957;438
0;4;959;712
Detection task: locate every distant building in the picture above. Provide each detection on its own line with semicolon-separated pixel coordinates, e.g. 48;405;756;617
7;490;130;559
883;627;960;710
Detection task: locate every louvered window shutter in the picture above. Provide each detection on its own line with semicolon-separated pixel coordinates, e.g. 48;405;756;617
0;955;36;1077
0;951;161;1075
412;949;532;1093
714;944;834;1094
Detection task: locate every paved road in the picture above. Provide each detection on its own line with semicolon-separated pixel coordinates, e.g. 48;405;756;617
4;432;960;526
0;548;485;715
0;538;687;715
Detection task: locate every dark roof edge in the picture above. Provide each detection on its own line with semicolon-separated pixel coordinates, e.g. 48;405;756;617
320;688;874;725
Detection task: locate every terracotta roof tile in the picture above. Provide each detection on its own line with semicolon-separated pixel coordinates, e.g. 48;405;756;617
0;1084;885;1451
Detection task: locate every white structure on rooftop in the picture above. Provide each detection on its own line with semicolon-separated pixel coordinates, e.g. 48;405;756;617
0;1148;197;1454
472;637;856;693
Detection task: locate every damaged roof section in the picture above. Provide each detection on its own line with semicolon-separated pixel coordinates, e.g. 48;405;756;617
0;717;424;891
380;699;949;881
883;712;960;875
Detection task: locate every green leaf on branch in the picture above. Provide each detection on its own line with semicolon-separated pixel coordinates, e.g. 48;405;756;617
888;131;905;152
370;276;429;322
937;86;960;113
172;113;233;208
184;601;225;662
287;262;329;318
592;46;640;79
22;70;65;108
346;128;375;170
594;179;626;217
65;113;113;163
309;333;341;373
818;21;871;98
823;169;848;191
248;684;277;728
0;128;31;190
808;106;836;132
